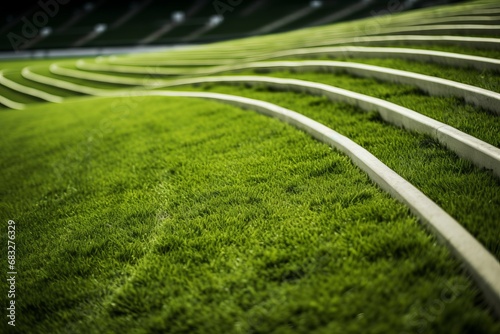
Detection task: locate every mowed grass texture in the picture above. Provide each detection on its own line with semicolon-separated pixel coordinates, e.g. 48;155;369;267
166;83;500;260
1;96;499;333
281;56;500;93
204;69;500;146
14;59;500;139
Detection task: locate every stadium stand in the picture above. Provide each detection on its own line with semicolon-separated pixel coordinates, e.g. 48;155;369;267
1;0;466;51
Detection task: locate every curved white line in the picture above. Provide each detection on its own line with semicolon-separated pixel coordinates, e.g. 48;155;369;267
94;46;500;72
0;95;25;110
73;59;500;114
398;15;500;26
77;60;186;75
0;71;63;103
206;25;500;51
368;24;500;37
302;35;500;50
258;46;500;72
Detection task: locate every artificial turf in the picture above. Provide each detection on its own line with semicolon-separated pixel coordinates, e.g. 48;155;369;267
0;84;35;104
2;72;83;98
207;69;500;147
164;83;500;260
1;96;500;333
280;56;500;93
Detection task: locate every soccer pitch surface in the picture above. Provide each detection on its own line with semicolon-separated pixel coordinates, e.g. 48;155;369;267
1;0;500;333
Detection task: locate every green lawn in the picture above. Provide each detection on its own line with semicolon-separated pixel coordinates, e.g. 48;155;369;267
279;56;500;92
1;96;499;333
207;69;500;146
2;71;83;98
164;83;500;259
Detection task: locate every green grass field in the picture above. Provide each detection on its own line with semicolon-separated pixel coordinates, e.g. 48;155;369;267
1;0;500;333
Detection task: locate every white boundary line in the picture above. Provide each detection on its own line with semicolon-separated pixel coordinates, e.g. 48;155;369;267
0;95;25;110
200;60;500;114
73;59;500;114
256;46;500;72
214;24;500;50
98;46;500;72
368;24;500;37
300;35;500;50
0;71;63;103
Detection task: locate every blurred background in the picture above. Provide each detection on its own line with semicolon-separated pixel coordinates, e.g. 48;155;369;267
1;0;466;51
